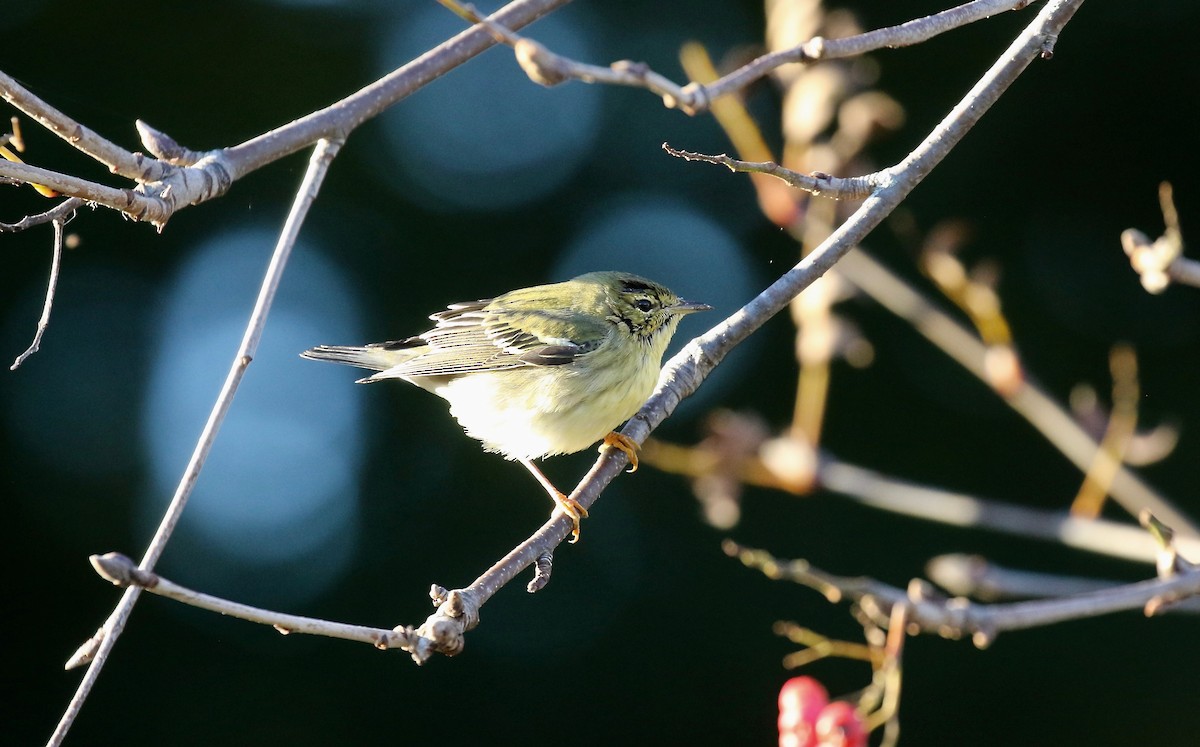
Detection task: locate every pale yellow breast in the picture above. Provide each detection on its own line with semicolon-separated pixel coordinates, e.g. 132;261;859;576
434;329;670;461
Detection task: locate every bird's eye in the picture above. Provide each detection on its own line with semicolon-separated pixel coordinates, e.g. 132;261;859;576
635;298;654;313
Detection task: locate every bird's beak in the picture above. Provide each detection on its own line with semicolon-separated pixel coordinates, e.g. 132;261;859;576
670;299;713;315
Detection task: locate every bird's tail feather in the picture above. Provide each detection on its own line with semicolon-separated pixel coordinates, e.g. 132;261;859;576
300;343;414;375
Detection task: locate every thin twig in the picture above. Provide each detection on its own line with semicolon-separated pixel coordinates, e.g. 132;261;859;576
10;217;63;369
443;0;1034;114
925;553;1200;611
48;138;343;747
725;540;1200;648
0;159;162;220
661;144;878;198
89;553;410;649
0;196;83;232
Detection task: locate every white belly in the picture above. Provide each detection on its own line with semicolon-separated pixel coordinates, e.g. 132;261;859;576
433;345;661;461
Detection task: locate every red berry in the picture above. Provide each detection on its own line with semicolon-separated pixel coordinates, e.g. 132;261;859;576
778;676;829;747
814;700;867;747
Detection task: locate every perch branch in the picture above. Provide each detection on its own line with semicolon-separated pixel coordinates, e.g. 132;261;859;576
387;0;1087;662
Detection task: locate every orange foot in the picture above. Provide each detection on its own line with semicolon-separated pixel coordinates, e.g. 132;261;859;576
552;491;589;544
518;457;590;543
602;431;640;473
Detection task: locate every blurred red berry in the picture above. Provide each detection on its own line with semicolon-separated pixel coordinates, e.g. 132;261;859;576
778;676;829;747
815;700;867;747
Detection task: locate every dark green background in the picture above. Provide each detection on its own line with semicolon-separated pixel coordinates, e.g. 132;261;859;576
5;1;1199;745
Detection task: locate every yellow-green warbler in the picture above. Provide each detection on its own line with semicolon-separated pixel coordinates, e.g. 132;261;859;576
302;271;710;542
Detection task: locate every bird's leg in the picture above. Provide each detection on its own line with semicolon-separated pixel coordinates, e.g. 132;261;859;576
518;457;587;544
601;431;640;473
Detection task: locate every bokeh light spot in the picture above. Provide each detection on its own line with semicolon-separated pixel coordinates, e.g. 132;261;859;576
141;227;365;602
374;5;602;211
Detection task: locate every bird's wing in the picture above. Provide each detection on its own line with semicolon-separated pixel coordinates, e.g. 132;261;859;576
385;298;608;377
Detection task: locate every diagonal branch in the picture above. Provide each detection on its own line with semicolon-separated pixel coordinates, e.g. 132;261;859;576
0;70;164;181
386;0;1087;662
49;138;344;747
0;0;571;228
835;249;1199;536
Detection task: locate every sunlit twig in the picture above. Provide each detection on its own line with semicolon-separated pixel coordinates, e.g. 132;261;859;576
10;217;64;369
50;138;343;747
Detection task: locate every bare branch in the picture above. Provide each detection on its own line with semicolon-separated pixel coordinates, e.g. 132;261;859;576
49;138;343;747
10;216;63;369
221;0;570;179
0;69;166;181
0;158;176;224
725;540;1200;648
703;0;1037;108
661;143;878;198
0;195;81;232
0;0;571;226
927;554;1113;600
445;0;1035;114
89;553;410;650
440;0;699;105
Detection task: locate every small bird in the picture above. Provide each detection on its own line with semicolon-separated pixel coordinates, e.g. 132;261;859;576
301;271;710;542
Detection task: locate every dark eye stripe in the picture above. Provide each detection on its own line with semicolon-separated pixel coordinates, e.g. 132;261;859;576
621;278;656;293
